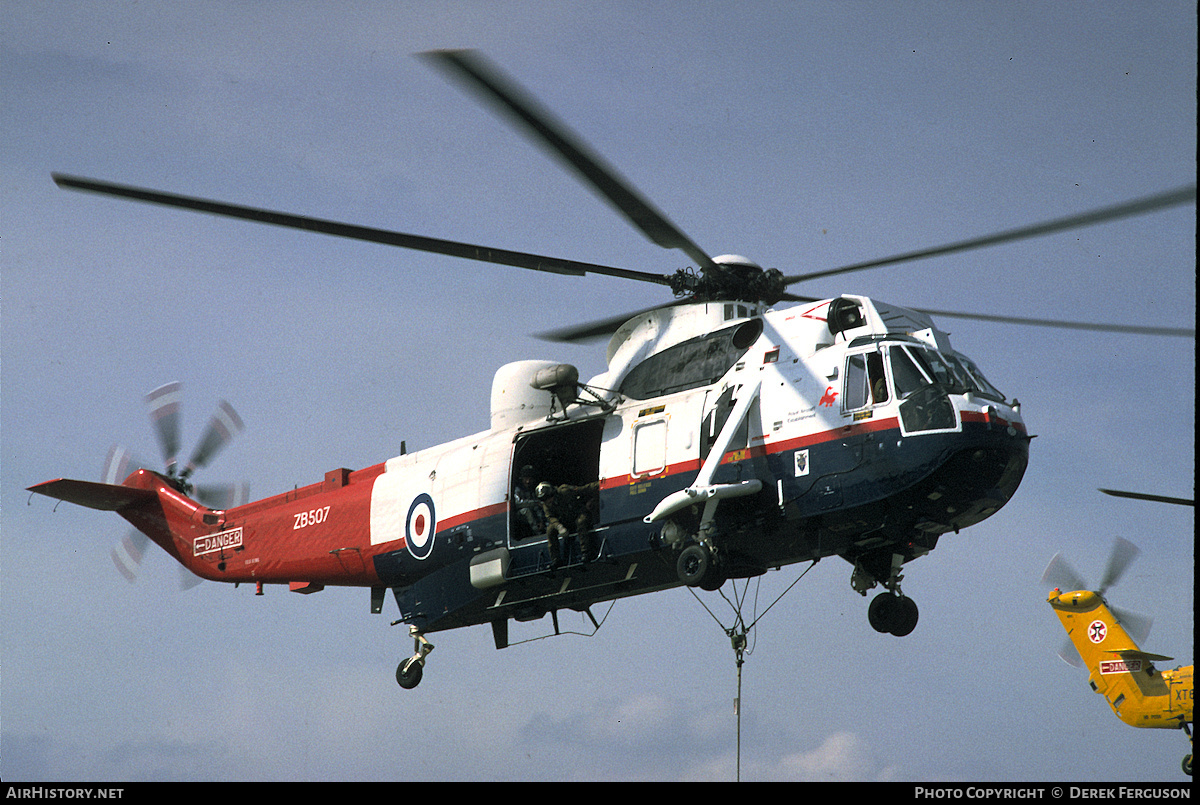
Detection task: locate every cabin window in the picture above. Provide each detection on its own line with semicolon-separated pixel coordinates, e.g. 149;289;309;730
619;319;762;400
632;419;668;477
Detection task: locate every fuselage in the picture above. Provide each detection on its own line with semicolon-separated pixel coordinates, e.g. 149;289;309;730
131;295;1028;635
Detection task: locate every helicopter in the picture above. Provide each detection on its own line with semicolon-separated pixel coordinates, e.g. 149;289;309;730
28;50;1196;690
1043;530;1195;776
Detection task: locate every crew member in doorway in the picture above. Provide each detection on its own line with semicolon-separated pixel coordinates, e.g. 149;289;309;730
513;465;545;537
537;480;600;566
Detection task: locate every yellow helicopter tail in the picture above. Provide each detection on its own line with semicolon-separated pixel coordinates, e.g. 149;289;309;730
1047;588;1191;730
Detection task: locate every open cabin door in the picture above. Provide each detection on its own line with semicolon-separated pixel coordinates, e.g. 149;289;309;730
508;418;605;549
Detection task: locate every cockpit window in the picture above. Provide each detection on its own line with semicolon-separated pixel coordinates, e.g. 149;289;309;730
947;353;1005;402
912;348;969;393
843;350;890;412
888;346;930;399
888;345;1005;402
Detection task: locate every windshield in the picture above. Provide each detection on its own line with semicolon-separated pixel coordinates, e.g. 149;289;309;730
887;344;1005;403
947;352;1005;401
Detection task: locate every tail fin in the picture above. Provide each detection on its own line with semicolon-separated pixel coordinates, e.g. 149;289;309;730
1047;588;1179;729
29;470;210;572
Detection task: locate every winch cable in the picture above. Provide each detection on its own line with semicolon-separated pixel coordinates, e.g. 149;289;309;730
685;558;819;781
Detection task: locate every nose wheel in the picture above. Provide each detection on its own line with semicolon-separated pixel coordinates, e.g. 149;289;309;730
395;625;435;689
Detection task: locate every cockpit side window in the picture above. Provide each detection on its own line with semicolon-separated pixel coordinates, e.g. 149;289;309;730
843;349;890;412
844;353;868;411
867;352;889;404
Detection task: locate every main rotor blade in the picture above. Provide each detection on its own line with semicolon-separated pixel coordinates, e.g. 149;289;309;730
421;49;717;272
537;301;685;343
1099;488;1195;506
909;306;1195;338
539;292;826;343
52;173;673;288
782;185;1197;285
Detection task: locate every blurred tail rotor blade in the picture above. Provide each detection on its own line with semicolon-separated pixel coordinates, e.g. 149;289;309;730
1098;537;1139;594
195;482;251;509
1113;607;1153;646
1041;552;1088;592
186;400;244;474
146;382;183;473
111;530;149;583
102;444;143;485
1056;637;1083;668
178;567;204;591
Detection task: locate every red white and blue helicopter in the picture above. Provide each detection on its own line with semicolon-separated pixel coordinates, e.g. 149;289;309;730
29;51;1195;689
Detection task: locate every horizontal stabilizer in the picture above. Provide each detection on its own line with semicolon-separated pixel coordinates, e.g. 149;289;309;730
28;478;156;511
1106;648;1175;663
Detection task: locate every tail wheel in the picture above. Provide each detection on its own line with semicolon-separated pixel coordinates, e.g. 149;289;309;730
396;657;424;689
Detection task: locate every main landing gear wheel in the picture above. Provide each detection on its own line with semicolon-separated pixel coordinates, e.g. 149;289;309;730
677;543;726;591
868;592;919;637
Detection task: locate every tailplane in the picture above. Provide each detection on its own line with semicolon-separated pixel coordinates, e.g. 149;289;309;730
28;477;156;511
29;469;210;574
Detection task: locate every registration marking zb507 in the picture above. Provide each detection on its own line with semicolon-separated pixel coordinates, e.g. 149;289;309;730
295;506;331;530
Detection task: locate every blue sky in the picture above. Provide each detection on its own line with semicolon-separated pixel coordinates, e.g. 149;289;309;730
2;1;1194;782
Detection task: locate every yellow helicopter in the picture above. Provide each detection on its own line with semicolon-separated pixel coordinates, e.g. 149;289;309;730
1043;523;1194;776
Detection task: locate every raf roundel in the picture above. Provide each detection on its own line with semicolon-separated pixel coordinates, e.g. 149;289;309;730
406;493;437;560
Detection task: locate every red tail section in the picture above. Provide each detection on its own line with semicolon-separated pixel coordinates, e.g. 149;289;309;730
29;470;213;576
31;463;389;589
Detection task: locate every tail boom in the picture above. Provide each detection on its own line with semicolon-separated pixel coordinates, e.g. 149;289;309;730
30;464;390;589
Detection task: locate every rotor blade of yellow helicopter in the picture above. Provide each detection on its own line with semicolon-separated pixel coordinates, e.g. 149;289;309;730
1099;488;1195;506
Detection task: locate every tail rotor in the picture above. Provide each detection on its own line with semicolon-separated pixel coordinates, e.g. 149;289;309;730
105;382;247;588
1041;537;1151;666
